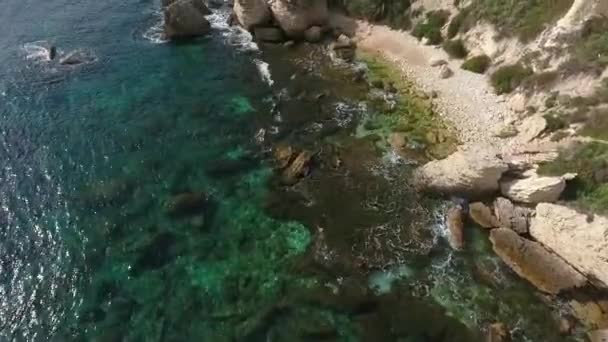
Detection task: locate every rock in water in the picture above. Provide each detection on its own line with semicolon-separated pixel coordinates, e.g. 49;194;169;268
273;144;294;169
282;150;312;185
164;0;211;39
487;323;510;342
233;0;271;31
490;228;586;294
165;192;209;216
446;205;465;250
500;170;566;204
468;202;498;228
48;46;57;60
253;26;285;43
530;203;608;289
413;145;508;197
493;197;529;234
269;0;328;38
304;25;323;43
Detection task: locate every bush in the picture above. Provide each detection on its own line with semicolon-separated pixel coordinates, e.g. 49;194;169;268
412;10;450;45
543;112;568;133
443;39;468;58
461;55;491;73
447;11;467;38
490;63;533;94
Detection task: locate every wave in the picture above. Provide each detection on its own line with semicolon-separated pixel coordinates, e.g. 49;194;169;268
142;9;168;44
254;59;274;86
22;41;54;62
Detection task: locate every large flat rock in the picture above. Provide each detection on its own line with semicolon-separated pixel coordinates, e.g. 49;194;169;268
530;203;608;288
490;228;586;294
500;171;566;204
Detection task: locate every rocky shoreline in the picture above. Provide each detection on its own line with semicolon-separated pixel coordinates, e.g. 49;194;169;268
161;0;607;339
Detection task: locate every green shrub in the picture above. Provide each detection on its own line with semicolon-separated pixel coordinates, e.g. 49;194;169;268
580;108;608;140
443;39;468;58
447;11;467;38
490;63;533;94
543;112;568;133
461;55;491;73
522;71;559;90
412;10;450;45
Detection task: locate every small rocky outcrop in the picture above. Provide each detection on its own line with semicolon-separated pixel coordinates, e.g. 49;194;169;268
234;0;271;30
500;170;567;204
282;150;312;185
446;205;465;250
468;202;499;228
487;322;510;342
254;27;285;42
304;25;323;43
494;197;529;234
273;144;294;169
413;146;509;197
530;203;608;288
490;228;587;294
165;191;210;216
330;34;356;62
269;0;328;38
439;65;453;79
164;0;212;38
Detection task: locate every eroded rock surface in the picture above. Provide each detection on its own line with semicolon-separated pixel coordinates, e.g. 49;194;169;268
500;170;566;204
234;0;271;30
468;202;499;228
494;197;529;234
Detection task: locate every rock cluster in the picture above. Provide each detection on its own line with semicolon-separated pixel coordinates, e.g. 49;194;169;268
273;144;313;185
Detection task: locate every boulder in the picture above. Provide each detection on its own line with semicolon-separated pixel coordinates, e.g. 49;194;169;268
233;0;271;30
274;144;294;169
254;26;285;42
446;205;465;250
493;197;529;234
518;115;547;142
500;170;566;204
413;145;509;197
588;330;608;342
282;150;312;185
439;65;453;79
468;202;498;228
490;228;587;294
487;322;510;342
304;25;323;43
508;93;527;113
530;203;608;288
164;0;212;38
429;58;447;67
269;0;328;39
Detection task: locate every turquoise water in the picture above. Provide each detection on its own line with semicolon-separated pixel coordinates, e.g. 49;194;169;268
0;0;585;341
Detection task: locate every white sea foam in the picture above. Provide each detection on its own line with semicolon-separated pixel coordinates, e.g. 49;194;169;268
255;59;274;86
142;10;168;44
22;41;53;62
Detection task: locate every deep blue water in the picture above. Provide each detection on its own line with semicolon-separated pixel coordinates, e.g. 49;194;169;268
0;0;585;341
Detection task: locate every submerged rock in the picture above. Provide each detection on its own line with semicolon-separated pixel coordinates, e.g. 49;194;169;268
413;145;509;197
446;205;465;250
304;25;323;43
500;170;566;204
493;197;529;234
254;26;285;42
233;0;271;30
530;203;608;288
490;228;587;294
164;191;210;216
164;0;211;39
282;150;312;185
468;202;498;228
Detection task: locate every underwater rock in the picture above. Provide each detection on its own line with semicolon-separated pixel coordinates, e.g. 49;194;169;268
493;197;529;234
468;202;498;228
164;0;211;39
205;155;258;178
490;228;586;294
233;0;271;31
235;302;290;340
281;150;312;185
80;178;132;206
487;322;510;342
253;26;285;43
49;46;57;60
413;145;508;197
133;231;178;274
446;205;465;250
304;25;323;43
59;49;96;65
530;203;608;289
269;0;328;38
164;191;210;217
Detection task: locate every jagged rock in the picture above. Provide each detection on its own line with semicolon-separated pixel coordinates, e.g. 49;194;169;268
304;25;323;43
508;93;527;113
274;144;294;169
429;58;447;67
588;330;608;342
530;203;608;288
164;0;212;38
254;26;285;42
439;65;453;79
413;145;509;197
282;150;312;185
487;322;510;342
233;0;271;30
518;115;547;142
469;202;498;228
269;0;328;38
493;197;529;234
446;205;465;250
490;228;587;294
500;170;566;204
165;192;210;216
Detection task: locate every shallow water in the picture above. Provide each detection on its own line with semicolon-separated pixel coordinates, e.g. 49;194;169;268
0;0;586;341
